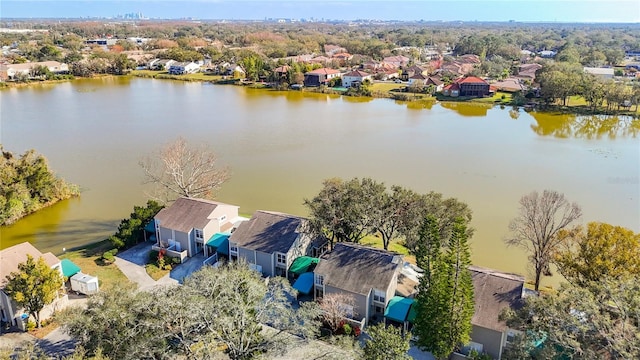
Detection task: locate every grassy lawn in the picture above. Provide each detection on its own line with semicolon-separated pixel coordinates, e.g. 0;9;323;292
130;70;223;82
145;263;170;281
359;235;416;265
371;82;405;93
60;240;129;291
471;91;513;104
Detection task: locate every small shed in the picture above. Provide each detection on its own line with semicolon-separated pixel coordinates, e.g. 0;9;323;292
70;272;99;295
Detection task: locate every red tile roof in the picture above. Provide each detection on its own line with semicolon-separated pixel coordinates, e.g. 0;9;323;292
457;76;488;84
307;68;341;75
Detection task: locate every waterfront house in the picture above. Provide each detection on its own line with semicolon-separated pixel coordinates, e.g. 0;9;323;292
229;211;327;277
425;76;445;92
168;62;200;75
401;65;427;81
303;68;341;87
342;70;372;88
151;59;176;71
0;61;69;81
492;78;527;93
442;82;460;97
446;76;491;97
461;266;526;360
516;63;542;81
153;197;240;260
408;73;428;86
0;242;65;331
313;243;403;325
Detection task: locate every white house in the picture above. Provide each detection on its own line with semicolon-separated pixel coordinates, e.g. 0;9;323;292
342;70;372;88
583;67;614;80
0;242;66;331
0;61;69;81
168;62;200;75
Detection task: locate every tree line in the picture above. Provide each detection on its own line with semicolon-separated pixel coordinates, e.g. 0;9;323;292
0;146;79;225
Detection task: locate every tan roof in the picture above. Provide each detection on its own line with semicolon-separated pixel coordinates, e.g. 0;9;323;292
229;211;304;254
0;242;60;287
343;70;370;78
307;67;340;75
315;243;402;296
155;197;236;233
469;266;525;332
5;61;66;71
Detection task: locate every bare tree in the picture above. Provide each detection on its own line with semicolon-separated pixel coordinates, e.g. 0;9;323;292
140;137;230;202
505;190;582;291
318;293;357;334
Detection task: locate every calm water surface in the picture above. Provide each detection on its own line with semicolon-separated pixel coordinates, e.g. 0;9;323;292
1;77;639;287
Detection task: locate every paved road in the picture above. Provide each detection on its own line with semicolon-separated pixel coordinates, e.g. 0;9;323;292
37;327;76;358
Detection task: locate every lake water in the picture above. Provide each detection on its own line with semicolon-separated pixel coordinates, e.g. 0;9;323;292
1;77;639;287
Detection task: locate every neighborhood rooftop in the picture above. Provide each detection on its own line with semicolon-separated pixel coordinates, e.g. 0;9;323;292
154;197;236;233
469;265;525;332
0;242;60;287
229;210;304;254
315;242;401;296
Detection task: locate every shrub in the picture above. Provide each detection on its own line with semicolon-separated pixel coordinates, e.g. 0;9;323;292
342;323;352;336
149;250;159;263
102;251;115;263
26;320;36;331
109;235;125;249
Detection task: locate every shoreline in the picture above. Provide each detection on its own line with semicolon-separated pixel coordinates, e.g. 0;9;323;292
2;72;637;119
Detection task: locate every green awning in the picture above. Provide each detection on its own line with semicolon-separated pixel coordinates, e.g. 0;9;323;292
61;259;81;278
207;233;230;255
384;296;415;323
293;272;314;295
288;256;319;276
408;300;418;324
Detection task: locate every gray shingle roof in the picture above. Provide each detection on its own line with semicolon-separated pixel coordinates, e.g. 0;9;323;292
469;265;525;332
315;243;401;296
154;197;231;233
229;211;303;254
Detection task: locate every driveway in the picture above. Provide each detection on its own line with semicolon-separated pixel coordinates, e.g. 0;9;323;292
114;242;159;289
37;327;76;358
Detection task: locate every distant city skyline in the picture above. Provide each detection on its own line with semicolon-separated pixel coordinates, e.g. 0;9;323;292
2;0;639;23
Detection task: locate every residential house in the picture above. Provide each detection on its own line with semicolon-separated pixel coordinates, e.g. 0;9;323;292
583;66;614;80
377;69;400;80
408;73;428;86
539;50;557;58
453;76;491;97
0;61;69;81
86;38;117;46
151;59;176;71
342;69;372;88
303;68;341;87
492;78;527;93
442;82;460;97
309;56;332;65
463;266;526;360
383;55;410;68
425;76;445;92
168;62;200;75
324;44;347;57
516;63;542;81
228;211;327;277
313;243;403;325
224;64;246;77
273;65;291;81
153;197;240;259
0;242;66;331
332;52;353;64
400;65;426;81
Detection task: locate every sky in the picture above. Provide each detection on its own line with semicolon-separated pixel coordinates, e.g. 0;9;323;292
1;0;639;23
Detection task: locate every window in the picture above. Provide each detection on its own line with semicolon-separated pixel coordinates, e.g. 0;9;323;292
219;215;227;223
230;244;238;255
506;331;516;343
194;229;203;239
375;305;384;314
315;274;324;286
373;289;386;304
276;253;286;267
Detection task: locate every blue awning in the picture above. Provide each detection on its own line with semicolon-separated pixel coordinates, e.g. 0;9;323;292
61;259;81;278
144;221;156;233
384;296;415;323
293;272;314;295
207;233;230;255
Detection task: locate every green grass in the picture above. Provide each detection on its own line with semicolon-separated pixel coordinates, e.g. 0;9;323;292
359;235;416;265
371;82;405;93
130;70;223;82
145;263;170;281
60;240;129;291
471;91;513;104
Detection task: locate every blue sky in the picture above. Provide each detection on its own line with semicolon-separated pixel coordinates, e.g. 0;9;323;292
2;0;639;22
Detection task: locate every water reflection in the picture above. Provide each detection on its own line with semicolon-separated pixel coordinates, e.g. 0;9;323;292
530;112;640;139
439;102;492;117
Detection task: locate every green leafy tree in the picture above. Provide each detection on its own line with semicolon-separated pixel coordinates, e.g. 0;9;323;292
371;185;422;250
363;323;411;360
108;200;164;249
414;218;475;359
505;190;582;291
502;278;640;359
554;222;640;287
4;255;64;328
